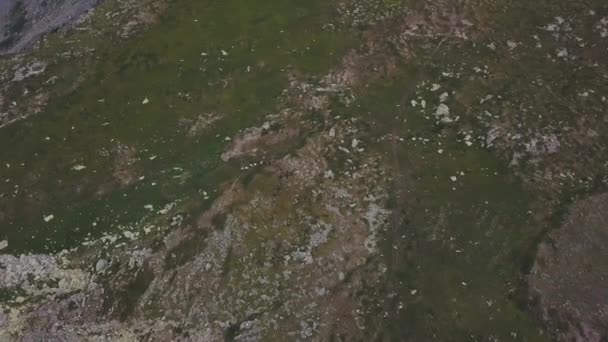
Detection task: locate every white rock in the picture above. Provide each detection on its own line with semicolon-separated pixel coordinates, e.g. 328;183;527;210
95;259;109;273
72;165;86;171
556;48;568;58
0;240;7;251
142;98;149;105
329;127;336;137
43;214;55;222
338;146;350;153
436;104;450;116
480;94;494;104
450;176;457;182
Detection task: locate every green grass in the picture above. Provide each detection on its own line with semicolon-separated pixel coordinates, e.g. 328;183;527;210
0;0;354;254
343;68;548;340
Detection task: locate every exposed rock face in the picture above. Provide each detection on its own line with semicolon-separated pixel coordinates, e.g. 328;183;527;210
529;193;608;341
0;0;100;54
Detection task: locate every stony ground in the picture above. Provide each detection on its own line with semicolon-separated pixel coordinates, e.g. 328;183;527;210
1;0;608;341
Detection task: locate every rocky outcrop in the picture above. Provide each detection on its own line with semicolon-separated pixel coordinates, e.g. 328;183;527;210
0;0;100;55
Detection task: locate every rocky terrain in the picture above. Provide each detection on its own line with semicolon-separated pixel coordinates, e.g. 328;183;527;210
0;0;608;340
0;0;100;54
